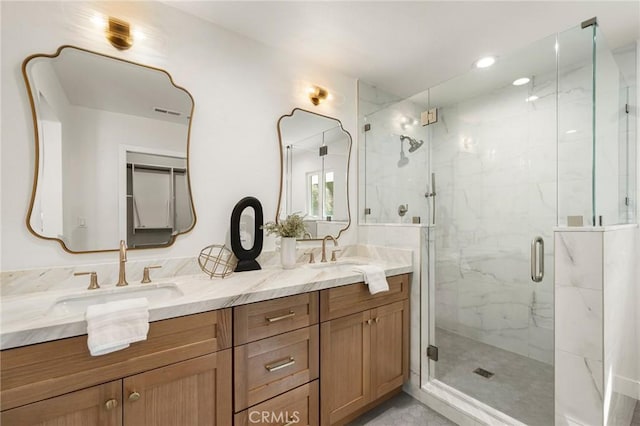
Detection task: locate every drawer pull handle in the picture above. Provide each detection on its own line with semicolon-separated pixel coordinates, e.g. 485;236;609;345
265;356;295;372
104;399;118;410
266;311;295;323
283;418;298;426
128;391;141;402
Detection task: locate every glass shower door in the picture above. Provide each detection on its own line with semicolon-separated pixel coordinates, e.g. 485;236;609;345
428;33;559;426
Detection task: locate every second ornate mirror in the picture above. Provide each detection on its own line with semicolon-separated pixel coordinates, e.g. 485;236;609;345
277;108;352;240
23;46;195;253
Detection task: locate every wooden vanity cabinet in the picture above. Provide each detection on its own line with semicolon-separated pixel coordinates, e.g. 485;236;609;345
1;352;232;426
319;275;410;426
233;293;321;425
0;309;233;426
0;273;410;426
123;350;232;425
1;381;122;426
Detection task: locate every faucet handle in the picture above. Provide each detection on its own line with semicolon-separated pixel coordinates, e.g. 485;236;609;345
141;265;162;284
74;272;100;290
331;249;342;262
304;251;316;264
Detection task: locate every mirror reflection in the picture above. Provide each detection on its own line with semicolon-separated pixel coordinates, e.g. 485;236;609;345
277;109;351;240
24;46;195;252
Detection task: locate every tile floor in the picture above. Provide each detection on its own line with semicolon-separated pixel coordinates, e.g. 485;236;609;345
434;328;554;426
348;392;456;426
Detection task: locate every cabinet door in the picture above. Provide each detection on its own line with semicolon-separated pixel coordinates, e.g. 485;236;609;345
320;310;371;426
1;380;121;426
370;300;409;399
123;350;232;426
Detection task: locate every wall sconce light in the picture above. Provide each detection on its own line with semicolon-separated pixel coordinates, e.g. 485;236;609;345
106;17;133;50
307;85;332;106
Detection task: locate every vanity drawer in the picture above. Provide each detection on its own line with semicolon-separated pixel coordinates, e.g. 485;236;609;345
234;380;319;426
235;325;319;412
234;292;319;345
0;309;232;411
319;273;409;322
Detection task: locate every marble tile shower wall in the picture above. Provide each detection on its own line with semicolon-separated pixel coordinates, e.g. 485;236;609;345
554;226;638;426
358;82;431;225
431;70;557;365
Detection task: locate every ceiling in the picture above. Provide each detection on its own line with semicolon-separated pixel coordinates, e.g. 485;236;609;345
166;1;640;97
38;47;192;124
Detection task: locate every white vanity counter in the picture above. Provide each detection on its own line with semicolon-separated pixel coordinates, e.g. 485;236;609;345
0;247;412;350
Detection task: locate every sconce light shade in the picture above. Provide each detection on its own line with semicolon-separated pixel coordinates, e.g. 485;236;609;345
106;17;133;50
308;86;329;106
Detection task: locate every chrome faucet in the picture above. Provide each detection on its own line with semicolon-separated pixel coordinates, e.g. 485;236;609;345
116;240;128;286
321;235;338;263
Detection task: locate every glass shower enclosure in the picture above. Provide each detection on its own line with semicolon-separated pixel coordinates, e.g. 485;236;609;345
359;18;636;426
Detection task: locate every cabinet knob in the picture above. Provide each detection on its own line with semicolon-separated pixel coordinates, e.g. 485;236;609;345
366;319;372;325
375;317;380;323
104;399;118;410
128;391;141;402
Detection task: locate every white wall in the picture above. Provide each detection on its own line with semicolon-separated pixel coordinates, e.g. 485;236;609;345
0;1;357;270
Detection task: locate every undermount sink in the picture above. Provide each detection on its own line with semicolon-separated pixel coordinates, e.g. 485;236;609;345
47;283;184;316
305;260;368;269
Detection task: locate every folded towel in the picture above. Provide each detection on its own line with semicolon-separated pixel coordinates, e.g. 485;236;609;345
353;265;389;295
85;298;149;356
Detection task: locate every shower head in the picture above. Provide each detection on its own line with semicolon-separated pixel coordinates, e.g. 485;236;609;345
400;135;424;153
408;139;424;153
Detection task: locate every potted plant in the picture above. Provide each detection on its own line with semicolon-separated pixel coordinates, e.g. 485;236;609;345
262;214;306;269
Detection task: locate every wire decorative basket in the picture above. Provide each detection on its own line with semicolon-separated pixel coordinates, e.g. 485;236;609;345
198;244;237;279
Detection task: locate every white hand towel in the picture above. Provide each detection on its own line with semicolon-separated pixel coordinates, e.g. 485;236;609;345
85;298;149;356
353;265;389;295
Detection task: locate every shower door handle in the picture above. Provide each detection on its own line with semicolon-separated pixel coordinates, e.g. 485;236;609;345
530;236;544;283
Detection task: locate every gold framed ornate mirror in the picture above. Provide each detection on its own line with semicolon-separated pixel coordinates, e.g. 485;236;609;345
276;108;352;241
23;45;196;253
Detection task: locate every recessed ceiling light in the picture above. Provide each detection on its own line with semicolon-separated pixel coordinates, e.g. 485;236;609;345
475;56;496;69
566;129;577;134
513;77;530;86
526;95;539;102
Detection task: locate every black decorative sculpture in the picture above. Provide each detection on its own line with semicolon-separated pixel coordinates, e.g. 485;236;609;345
230;196;264;272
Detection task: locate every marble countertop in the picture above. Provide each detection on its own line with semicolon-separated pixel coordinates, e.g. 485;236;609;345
1;249;412;350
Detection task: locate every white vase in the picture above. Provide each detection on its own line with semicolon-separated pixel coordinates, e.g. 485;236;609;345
280;237;297;269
